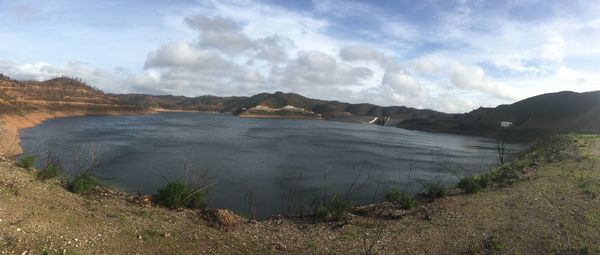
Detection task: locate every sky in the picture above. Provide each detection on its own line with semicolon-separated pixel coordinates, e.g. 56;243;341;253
1;0;599;113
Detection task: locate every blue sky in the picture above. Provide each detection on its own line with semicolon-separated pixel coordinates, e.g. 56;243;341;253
1;0;599;112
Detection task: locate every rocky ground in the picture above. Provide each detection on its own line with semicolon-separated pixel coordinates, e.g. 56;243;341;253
0;135;599;254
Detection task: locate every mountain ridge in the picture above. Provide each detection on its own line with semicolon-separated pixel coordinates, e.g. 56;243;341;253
2;73;599;141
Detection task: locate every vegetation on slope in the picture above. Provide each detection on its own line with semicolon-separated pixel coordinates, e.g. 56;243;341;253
399;91;600;140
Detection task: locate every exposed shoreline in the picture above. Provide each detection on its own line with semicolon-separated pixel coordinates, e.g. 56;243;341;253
0;109;327;158
0;109;154;158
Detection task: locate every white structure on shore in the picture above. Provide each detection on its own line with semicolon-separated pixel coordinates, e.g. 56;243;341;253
500;121;513;128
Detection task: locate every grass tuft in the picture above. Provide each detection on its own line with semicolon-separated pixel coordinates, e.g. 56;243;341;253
37;164;60;181
315;194;353;221
384;188;416;209
424;182;448;199
68;174;100;194
16;155;35;169
156;181;207;210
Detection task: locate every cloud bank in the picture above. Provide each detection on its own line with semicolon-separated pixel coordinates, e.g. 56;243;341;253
1;0;599;113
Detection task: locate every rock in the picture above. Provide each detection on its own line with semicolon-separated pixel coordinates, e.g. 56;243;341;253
202;209;243;227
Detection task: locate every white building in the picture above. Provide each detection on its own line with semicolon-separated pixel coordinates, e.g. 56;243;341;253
500;121;513;128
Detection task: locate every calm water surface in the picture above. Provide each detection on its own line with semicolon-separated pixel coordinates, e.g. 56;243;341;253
20;112;524;218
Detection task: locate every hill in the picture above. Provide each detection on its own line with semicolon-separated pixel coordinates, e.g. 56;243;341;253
117;91;448;123
0;75;146;157
2;73;599;143
398;91;600;141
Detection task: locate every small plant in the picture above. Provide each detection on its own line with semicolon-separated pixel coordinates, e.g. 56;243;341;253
68;174;100;194
479;173;492;188
156;181;207;210
140;229;162;241
562;246;592;255
17;155;35;169
37;164;59;181
493;164;521;184
576;173;599;198
457;176;482;194
384;189;416;209
315;194;353;221
483;235;504;253
424;182;447;199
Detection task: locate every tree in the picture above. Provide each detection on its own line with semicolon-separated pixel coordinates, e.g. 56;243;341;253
496;140;507;165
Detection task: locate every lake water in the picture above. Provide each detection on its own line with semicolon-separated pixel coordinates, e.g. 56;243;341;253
20;112;524;218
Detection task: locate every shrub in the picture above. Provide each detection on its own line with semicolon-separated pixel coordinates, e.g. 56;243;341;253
424;182;447;199
493;164;521;184
37;164;59;181
457;176;482;194
69;174;100;194
478;173;492;188
17;155;35;169
315;195;353;221
156;181;207;210
384;189;402;203
384;189;416;209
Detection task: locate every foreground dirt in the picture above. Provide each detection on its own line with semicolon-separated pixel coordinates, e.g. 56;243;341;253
1;135;599;254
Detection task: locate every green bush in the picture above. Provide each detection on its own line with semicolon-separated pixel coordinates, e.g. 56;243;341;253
156;181;207;210
384;189;416;209
17;155;35;169
69;174;100;194
37;164;59;181
493;164;521;184
315;195;353;221
479;173;492;188
457;173;494;194
457;176;481;194
424;182;447;199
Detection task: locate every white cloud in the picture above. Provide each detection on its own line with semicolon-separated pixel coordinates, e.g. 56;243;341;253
380;71;429;108
144;41;236;71
184;15;254;55
448;62;519;100
2;0;600;113
339;45;397;70
254;35;292;63
411;58;440;76
272;51;373;88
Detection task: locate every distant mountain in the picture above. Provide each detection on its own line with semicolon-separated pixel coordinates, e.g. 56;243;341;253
2;73;599;141
398;91;600;140
0;75;142;115
117;91;448;123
